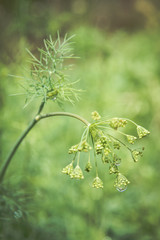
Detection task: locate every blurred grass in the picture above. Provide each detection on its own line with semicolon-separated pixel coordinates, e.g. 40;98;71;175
0;19;160;240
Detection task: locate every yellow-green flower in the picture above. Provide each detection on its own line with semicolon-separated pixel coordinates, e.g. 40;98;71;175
68;144;79;154
109;164;119;174
78;140;92;152
109;118;127;130
131;150;143;162
95;139;103;154
92;176;103;189
126;135;137;144
137;126;150;139
85;162;92;172
62;162;73;175
91;111;101;120
114;173;130;192
70;165;84;179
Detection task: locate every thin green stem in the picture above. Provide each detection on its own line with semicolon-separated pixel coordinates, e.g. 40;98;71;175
77;152;80;166
107;133;132;152
99;125;130;138
90;135;98;177
39;112;90;126
0;118;38;183
37;99;45;114
0;99;46;184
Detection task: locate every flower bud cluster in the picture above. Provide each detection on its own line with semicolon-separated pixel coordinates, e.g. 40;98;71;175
70;165;84;179
137;126;150;139
131;149;143;162
114;173;130;192
90;128;111;156
95;139;104;154
85;162;92;172
113;155;121;166
92;177;103;189
109;164;119;174
63;137;92;180
109;118;127;130
68;140;92;154
62;162;73;175
62;111;150;191
62;162;84;180
112;140;121;149
127;135;137;144
91;111;101;120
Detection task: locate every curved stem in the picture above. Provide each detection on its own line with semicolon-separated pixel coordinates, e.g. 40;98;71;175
39;112;90;126
0;110;90;183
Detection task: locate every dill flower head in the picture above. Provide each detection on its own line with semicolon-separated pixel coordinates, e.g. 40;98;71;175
92;177;103;189
109;118;127;130
70;165;84;180
114;173;130;192
131;149;143;162
85;162;92;172
137;126;150;139
62;162;73;175
126;135;137;144
91;111;101;120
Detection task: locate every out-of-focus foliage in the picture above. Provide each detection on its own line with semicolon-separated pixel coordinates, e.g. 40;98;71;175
0;0;160;239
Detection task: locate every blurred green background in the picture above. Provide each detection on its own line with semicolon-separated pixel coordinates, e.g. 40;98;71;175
0;0;160;239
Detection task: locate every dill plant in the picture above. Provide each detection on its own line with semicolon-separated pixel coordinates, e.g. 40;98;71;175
0;34;150;194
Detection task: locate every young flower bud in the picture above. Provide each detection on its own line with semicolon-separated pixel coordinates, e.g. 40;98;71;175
126;135;137;144
109;118;127;130
137;126;150;139
104;147;111;156
91;111;101;120
113;140;121;149
85;162;92;172
70;165;84;179
109;164;119;174
62;162;73;175
102;154;110;164
78;140;92;152
131;149;143;162
113;155;121;166
114;173;130;192
68;144;78;154
95;140;103;154
47;89;58;99
92;176;103;189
